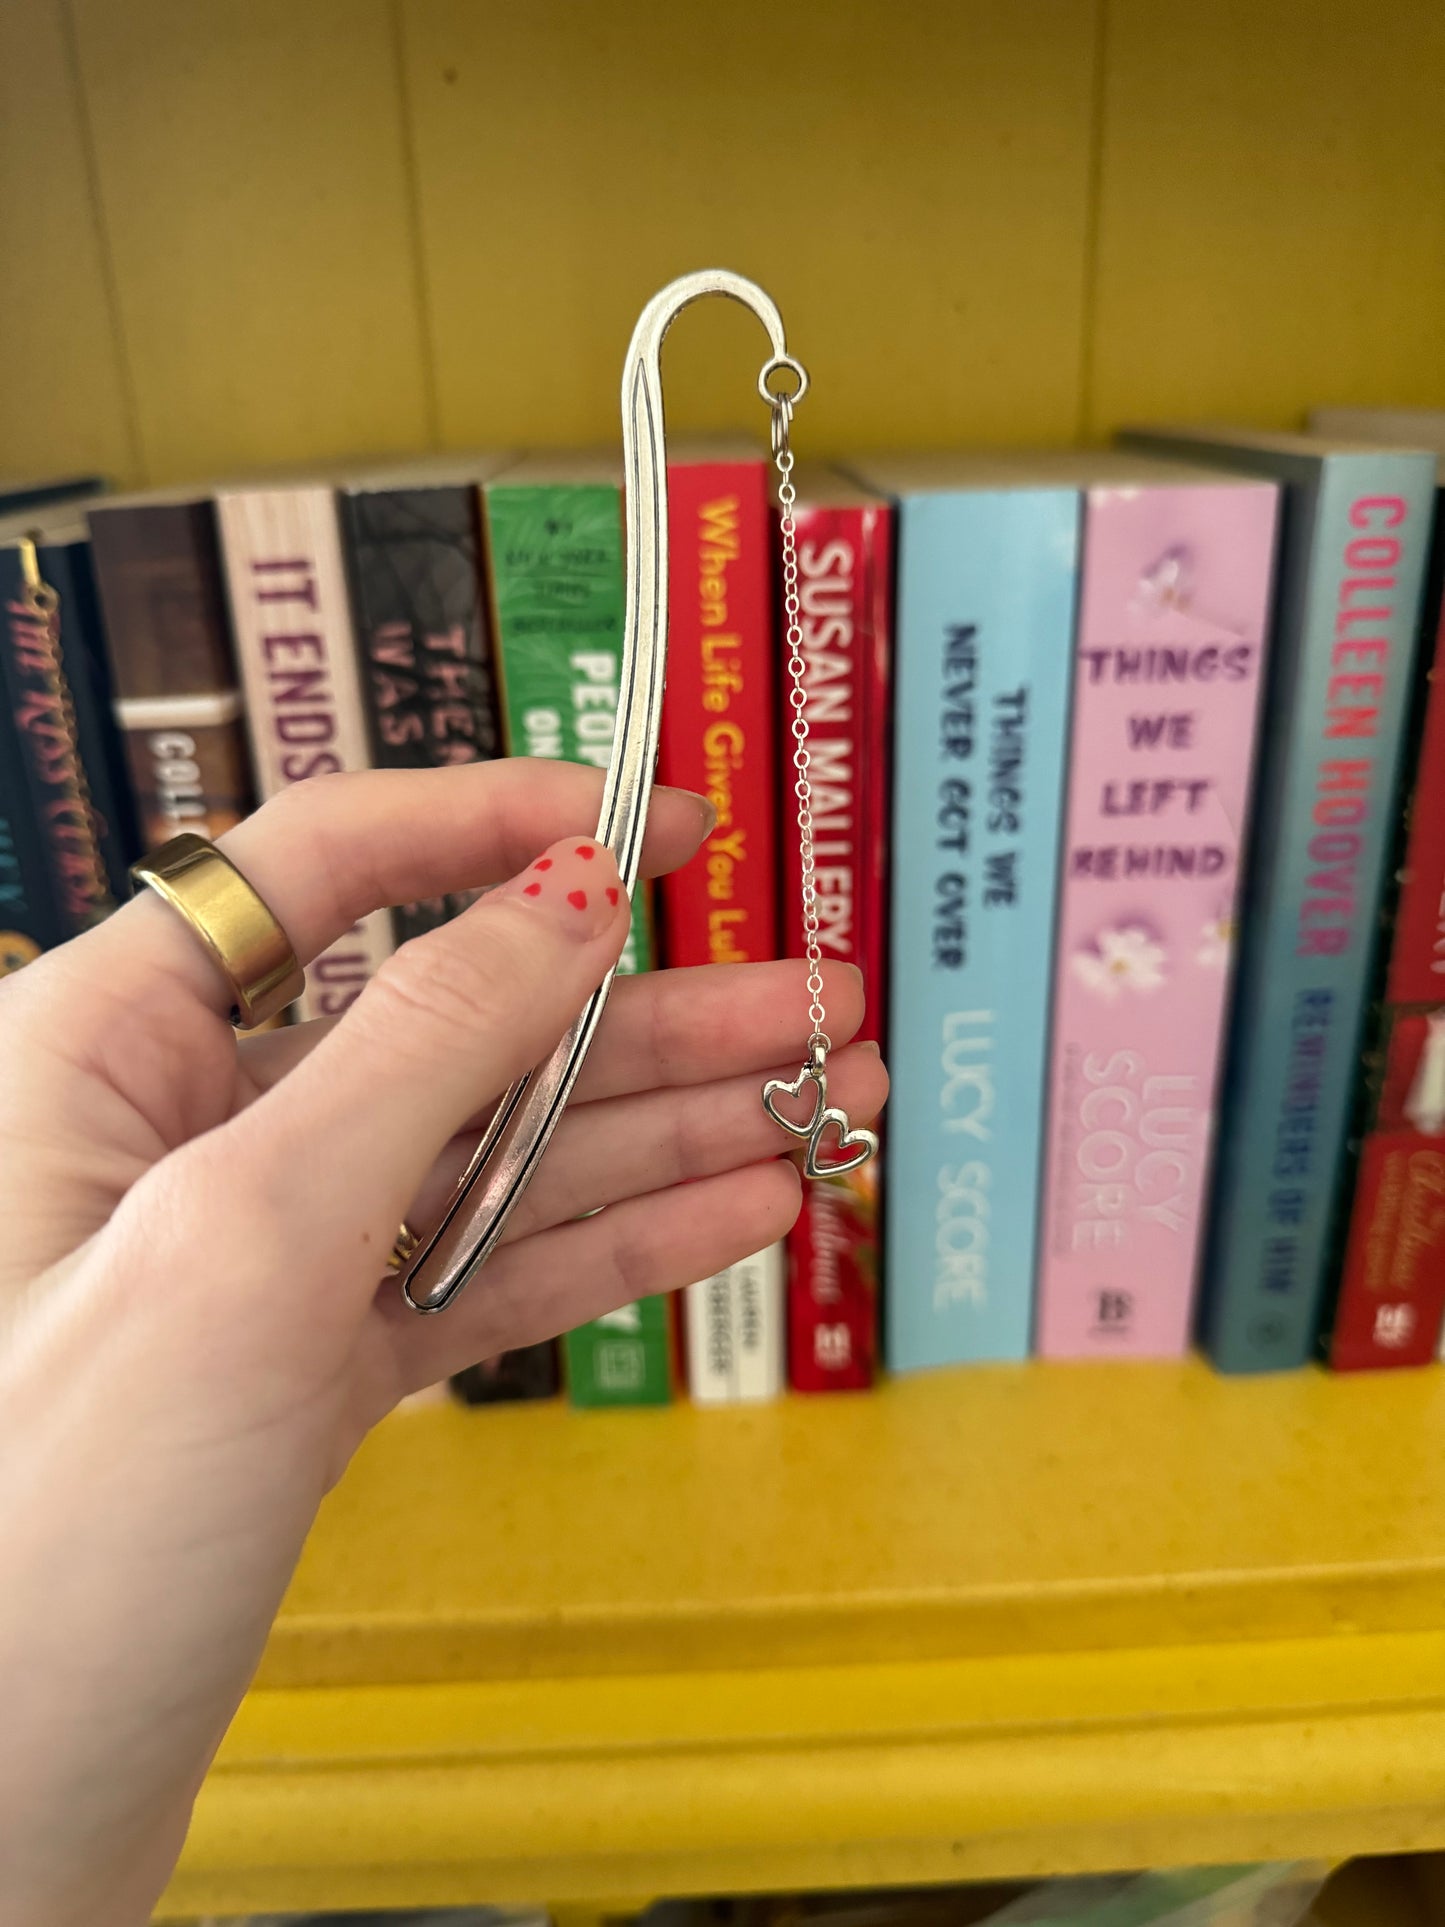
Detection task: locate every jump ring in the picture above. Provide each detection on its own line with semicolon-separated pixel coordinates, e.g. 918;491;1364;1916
759;353;809;407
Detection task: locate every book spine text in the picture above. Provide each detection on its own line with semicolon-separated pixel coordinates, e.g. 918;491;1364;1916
1201;456;1435;1370
782;497;891;1390
217;489;392;1020
1037;483;1277;1356
885;489;1079;1369
661;457;783;1400
342;484;502;945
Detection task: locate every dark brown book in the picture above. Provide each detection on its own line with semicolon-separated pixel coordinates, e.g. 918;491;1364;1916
449;1346;560;1406
87;495;255;849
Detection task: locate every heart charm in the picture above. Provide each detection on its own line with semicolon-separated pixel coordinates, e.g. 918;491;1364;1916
805;1107;879;1180
762;1062;827;1139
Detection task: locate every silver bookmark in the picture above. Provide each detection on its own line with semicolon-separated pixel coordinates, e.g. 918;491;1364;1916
399;269;874;1317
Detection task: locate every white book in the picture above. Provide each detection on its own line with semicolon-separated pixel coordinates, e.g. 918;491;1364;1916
684;1244;785;1405
216;483;393;1020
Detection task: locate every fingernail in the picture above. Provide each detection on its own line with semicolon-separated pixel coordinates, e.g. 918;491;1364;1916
658;784;718;838
500;837;627;941
858;1039;881;1056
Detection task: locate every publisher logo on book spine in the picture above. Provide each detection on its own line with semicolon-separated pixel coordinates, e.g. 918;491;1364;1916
1090;1287;1135;1338
1372;1302;1416;1350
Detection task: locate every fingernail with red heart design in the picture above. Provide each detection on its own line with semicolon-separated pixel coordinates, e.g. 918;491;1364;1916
500;838;627;941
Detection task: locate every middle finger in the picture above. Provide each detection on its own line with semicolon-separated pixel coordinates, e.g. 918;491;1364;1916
238;958;868;1111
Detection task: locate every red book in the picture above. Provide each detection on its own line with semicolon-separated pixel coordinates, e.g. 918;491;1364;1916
661;446;778;966
1330;515;1445;1369
781;474;892;1391
660;444;784;1402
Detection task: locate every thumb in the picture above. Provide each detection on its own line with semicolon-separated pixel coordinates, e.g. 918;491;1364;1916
228;834;630;1272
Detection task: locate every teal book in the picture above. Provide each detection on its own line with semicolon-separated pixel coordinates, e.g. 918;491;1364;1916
1122;426;1435;1371
852;458;1081;1369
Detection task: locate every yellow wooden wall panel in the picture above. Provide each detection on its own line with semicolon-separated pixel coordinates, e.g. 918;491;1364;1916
0;0;135;482
1088;0;1445;435
14;5;1445;496
67;0;433;483
399;0;1101;454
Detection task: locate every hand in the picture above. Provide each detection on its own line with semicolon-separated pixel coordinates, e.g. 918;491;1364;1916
0;758;887;1927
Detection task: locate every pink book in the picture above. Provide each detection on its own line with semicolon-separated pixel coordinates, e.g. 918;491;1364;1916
1037;464;1278;1357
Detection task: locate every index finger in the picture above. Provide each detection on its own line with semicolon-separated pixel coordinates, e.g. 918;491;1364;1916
78;760;714;1022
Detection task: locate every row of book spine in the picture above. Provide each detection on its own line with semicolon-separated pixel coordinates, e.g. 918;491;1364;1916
0;450;886;1405
872;422;1445;1375
8;408;1445;1389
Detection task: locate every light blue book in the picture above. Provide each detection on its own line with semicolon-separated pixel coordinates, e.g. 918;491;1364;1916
1123;427;1435;1371
853;458;1081;1368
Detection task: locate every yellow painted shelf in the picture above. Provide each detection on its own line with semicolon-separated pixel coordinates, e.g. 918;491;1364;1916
159;1359;1445;1916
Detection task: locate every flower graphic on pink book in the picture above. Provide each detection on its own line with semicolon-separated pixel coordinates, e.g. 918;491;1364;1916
1071;925;1167;999
1132;543;1250;636
1196;914;1234;970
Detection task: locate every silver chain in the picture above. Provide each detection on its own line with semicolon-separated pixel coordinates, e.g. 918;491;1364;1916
756;336;875;1178
769;388;829;1059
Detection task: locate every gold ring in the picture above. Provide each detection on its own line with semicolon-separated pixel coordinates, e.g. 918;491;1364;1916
387;1221;422;1274
130;832;305;1029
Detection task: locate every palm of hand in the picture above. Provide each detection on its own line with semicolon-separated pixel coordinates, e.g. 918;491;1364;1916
0;761;885;1927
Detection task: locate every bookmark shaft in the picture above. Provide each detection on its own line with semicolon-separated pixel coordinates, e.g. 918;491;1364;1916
401;270;792;1314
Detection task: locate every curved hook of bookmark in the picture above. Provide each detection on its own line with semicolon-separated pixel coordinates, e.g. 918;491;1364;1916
399;269;795;1313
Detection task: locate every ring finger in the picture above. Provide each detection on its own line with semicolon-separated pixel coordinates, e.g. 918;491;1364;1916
397;1039;887;1255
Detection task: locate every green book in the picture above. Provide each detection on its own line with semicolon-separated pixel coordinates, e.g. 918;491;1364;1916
484;457;671;1407
559;1296;673;1408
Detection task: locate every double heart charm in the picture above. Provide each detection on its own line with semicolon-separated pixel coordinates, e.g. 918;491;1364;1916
761;1053;879;1180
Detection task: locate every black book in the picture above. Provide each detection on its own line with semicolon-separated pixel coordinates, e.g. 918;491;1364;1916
0;510;137;943
0;654;65;970
0;475;107;516
339;458;510;944
341;458;560;1405
449;1346;560;1406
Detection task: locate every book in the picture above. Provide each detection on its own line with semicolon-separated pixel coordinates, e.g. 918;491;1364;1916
87;492;256;849
482;454;663;1406
1308;411;1445;1367
449;1348;561;1407
1122;425;1435;1371
778;472;893;1391
0;509;136;941
0;475;107;516
483;455;654;974
216;481;394;1021
0;643;65;971
662;442;784;1404
850;456;1080;1369
340;456;510;945
684;1246;786;1405
561;1297;673;1408
1035;462;1278;1357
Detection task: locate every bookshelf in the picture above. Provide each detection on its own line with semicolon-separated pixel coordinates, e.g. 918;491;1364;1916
157;1361;1445;1916
10;0;1445;1915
